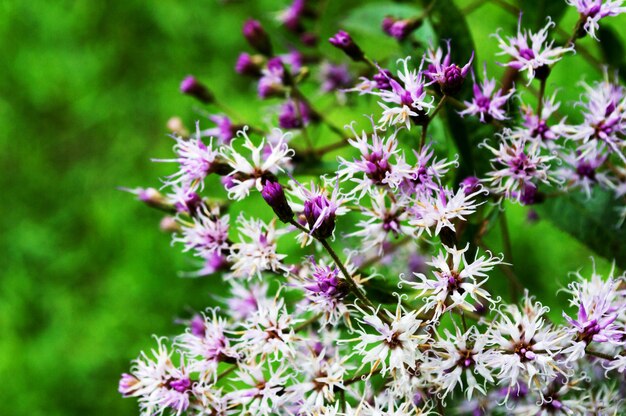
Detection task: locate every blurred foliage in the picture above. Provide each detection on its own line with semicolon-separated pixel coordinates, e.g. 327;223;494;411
1;0;625;414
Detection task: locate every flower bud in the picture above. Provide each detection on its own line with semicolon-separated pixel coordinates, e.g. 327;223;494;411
180;76;214;104
303;194;336;239
460;176;481;195
261;180;294;223
235;52;263;77
166;117;189;137
159;216;180;233
329;30;364;61
242;19;273;56
382;16;421;41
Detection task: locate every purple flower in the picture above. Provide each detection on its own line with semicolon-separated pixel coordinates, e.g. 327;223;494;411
242;19;272;55
278;99;311;129
202;114;236;146
190;314;206;337
261;180;294;223
459;64;515;123
566;0;626;40
180;75;214;104
305;261;348;300
424;40;474;95
460;176;481;195
277;0;307;32
329;30;364;61
258;57;286;98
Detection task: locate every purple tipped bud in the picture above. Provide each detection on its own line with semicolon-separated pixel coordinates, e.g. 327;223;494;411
168;377;191;393
180;76;214;104
300;32;318;46
382;16;421;41
262;181;294;223
303;195;336;239
460;176;481;195
159;216;180;233
307;263;348;299
373;69;393;90
329;30;364;61
235;52;263;77
190;314;206;338
118;373;140;396
278;99;311;129
243;19;272;55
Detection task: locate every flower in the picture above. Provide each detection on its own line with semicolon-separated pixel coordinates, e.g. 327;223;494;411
382;16;421;41
222;128;294;200
422;326;495;400
555;147;612;198
486;293;568;393
404;244;501;319
278;99;311;129
299;258;350;325
372;57;434;129
230;363;292;416
119;338;193;416
289;178;350;240
353;302;424;375
154;122;222;191
172;204;230;259
175;309;239;378
459;64;515;123
408;186;484;237
493;16;574;83
424;40;474;95
481;129;557;203
228;214;288;280
318;62;352;93
566;0;626;40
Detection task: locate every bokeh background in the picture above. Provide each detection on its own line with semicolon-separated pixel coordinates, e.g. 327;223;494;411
2;0;625;414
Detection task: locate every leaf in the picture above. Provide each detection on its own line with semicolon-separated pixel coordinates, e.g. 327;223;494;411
536;189;626;269
516;0;568;31
597;26;626;83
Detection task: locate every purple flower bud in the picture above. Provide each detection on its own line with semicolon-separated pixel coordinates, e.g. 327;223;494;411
306;263;348;299
235;52;262;77
519;183;538;206
300;32;318;46
278;99;311;129
190;314;206;338
175;191;203;215
168;377;191;393
262;180;294;223
118;373;139;396
329;30;364;61
159;216;180;233
180;75;214;104
303;194;336;239
373;69;393;90
242;19;273;55
460;176;481;195
382;16;421;41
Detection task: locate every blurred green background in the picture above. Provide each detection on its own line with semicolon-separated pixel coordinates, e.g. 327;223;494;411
1;0;625;414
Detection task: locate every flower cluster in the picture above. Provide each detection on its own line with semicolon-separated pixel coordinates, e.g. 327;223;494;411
121;1;626;415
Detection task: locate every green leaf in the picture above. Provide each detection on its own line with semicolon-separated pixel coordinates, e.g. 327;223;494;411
536;189;626;269
597;26;626;83
516;0;568;30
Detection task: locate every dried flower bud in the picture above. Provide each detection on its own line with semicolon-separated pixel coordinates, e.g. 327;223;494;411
242;19;272;56
180;76;214;104
329;30;364;61
262;180;294;223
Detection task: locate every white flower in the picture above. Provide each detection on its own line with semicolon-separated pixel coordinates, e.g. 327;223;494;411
239;297;301;360
228;215;288;280
408;186;485;237
172;205;230;259
119;338;193;416
486;292;568;394
222;128;294;200
566;0;626;40
349;190;411;254
353;303;424;375
404;244;501;319
422;326;495;401
230;363;292;416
